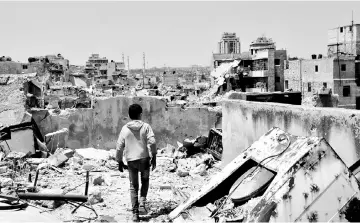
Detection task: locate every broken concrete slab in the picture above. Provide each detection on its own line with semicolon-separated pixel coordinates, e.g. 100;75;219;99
168;127;360;222
47;152;69;167
44;128;69;154
75;148;110;161
27;158;46;165
0;126;36;155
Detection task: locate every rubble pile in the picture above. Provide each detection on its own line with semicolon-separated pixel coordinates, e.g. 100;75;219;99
0;119;221;222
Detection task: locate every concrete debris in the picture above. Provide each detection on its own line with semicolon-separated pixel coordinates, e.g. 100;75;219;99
93;175;105;186
88;187;103;205
44;128;69;154
46;149;70;167
26;158;46;165
35;189;66;209
105;160;118;170
169;127;360;222
37;162;51;171
177;169;189;177
75;148;111;161
0;177;14;187
5;151;28;160
0;166;8;174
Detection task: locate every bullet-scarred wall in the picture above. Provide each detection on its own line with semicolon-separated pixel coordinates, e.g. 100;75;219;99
222;99;360;168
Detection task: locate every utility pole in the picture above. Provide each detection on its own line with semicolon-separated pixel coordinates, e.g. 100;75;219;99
143;52;145;89
122;53;124;63
127;56;130;76
351;11;354;55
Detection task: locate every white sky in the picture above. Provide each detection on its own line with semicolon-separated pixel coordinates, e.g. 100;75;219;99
0;1;359;68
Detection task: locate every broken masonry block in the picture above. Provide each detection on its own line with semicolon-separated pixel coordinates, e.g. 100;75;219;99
45;128;69;154
93;175;105;186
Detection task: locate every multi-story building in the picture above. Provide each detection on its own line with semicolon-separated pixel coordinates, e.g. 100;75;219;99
284;55;358;109
85;54;108;76
213;32;242;69
284;23;360;109
218;32;241;54
85;54;126;81
238;36;287;92
327;23;360;57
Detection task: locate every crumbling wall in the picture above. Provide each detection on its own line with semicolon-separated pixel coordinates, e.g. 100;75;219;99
0;62;23;74
31;96;220;150
284;60;301;91
222;99;360;168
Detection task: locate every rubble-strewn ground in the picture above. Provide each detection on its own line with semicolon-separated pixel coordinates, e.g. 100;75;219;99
6;151;221;223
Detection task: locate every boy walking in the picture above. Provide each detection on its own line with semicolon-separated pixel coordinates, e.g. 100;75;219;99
116;104;157;222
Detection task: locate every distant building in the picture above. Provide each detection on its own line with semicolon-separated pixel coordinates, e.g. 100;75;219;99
327;23;360;57
284;55;359;109
162;71;178;87
218;32;241;54
285;23;360;109
213;32;242;69
85;54;126;82
238;36;287;92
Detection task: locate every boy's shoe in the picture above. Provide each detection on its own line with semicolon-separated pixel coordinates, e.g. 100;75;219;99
139;197;147;215
132;213;140;222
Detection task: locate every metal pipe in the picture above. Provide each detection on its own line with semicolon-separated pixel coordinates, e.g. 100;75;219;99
18;193;88;202
33;169;39;188
85;171;89;196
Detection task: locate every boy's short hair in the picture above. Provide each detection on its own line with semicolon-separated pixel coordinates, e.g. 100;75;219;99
129;104;143;120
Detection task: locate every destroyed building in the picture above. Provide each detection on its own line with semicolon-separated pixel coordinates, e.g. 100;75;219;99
213;32;242;69
327;23;360;57
85;54;126;82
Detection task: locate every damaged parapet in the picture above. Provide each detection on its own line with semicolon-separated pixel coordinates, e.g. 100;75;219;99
169;127;360;222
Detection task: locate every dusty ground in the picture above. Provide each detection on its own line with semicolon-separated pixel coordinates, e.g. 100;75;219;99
24;155;221;223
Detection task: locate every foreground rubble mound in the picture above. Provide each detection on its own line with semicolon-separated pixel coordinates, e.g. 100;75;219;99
0;136;221;222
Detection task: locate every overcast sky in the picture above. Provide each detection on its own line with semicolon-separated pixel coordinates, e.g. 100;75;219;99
0;1;359;68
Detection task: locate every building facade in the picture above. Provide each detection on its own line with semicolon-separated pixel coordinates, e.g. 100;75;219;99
218;32;241;54
327;23;360;57
284;56;359;108
239;36;287;92
213;32;242;69
85;54;126;82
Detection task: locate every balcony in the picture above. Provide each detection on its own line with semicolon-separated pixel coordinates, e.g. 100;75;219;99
244;70;268;78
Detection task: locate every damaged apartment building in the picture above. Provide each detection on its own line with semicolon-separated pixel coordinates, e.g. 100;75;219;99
85;54;127;82
284;23;360;109
212;33;287;94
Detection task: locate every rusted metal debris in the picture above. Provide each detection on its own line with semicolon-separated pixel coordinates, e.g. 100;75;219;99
168;127;360;222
